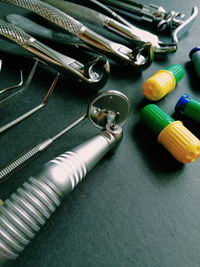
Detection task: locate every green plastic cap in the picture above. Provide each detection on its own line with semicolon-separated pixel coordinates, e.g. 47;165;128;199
185;99;200;123
140;104;175;135
165;64;185;83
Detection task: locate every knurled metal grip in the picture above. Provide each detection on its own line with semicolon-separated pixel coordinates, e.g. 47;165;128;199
1;0;85;37
0;146;39;183
0;19;33;46
0;140;52;184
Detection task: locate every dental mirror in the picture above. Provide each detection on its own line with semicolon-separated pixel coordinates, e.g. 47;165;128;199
0;90;131;183
88;90;131;129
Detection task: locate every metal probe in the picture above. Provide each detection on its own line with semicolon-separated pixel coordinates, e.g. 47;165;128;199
0;73;59;134
0;59;24;96
0;60;38;108
0;71;23;95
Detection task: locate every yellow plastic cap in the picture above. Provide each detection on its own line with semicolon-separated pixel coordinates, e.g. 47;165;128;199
142;70;176;101
158;121;200;163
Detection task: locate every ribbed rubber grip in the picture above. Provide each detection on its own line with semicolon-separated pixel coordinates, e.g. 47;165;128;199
1;0;84;37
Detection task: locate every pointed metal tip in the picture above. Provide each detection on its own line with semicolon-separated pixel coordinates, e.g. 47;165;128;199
42;72;60;104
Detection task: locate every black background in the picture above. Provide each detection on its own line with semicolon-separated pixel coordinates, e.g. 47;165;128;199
0;0;200;266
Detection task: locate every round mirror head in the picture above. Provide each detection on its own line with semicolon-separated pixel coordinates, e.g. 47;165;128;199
88;90;131;129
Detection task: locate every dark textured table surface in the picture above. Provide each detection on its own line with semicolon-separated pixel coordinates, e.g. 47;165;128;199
0;0;200;267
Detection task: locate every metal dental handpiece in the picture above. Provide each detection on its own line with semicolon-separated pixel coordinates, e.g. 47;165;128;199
0;90;131;265
97;0;198;43
0;19;109;90
86;0;177;54
0;90;131;183
0;0;152;70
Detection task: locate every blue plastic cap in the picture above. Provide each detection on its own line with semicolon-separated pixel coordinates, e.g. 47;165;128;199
189;47;200;59
175;94;191;113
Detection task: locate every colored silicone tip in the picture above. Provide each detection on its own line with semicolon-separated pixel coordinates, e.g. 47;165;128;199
140;104;174;135
175;94;191;113
189;47;200;59
165;64;185;83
